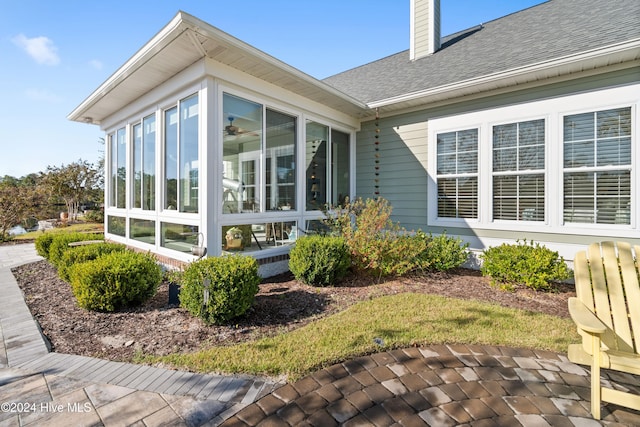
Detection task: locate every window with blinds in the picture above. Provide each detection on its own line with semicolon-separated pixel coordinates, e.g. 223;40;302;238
563;107;631;224
492;119;545;221
436;129;478;219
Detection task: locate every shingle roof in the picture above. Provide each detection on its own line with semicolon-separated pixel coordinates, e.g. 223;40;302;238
323;0;640;105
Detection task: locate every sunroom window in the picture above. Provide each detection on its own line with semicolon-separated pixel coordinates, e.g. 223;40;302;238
109;128;126;208
306;122;328;210
331;129;350;206
266;109;296;211
436;129;478;219
563;107;631;224
133;114;156;210
305;121;350;210
164;94;199;213
223;94;262;213
222;93;299;213
492;119;545;221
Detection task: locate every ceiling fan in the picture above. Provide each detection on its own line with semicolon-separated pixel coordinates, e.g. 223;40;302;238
225;116;239;135
225;116;259;139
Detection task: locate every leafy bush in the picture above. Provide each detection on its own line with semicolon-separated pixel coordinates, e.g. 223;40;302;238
58;242;126;282
35;233;56;259
83;209;104;223
69;251;161;311
414;231;469;272
289;235;351;286
180;255;260;325
480;239;571;291
324;197;428;278
48;232;104;268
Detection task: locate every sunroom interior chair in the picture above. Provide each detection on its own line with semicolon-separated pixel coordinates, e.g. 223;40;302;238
568;241;640;419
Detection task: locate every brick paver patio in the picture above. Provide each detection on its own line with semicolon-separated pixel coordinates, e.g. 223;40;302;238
223;345;640;426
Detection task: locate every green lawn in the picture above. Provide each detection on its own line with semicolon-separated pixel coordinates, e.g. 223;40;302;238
14;222;103;241
142;292;579;381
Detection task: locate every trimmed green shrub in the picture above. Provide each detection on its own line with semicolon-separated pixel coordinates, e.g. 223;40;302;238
35;233;56;259
48;232;104;268
180;255;260;325
289;235;351;286
58;242;126;282
69;251;161;311
414;231;469;272
480;239;571;291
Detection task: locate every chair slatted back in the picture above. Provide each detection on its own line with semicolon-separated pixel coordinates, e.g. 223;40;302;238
574;241;640;354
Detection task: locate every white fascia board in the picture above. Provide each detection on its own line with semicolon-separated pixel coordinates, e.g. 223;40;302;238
369;38;640;109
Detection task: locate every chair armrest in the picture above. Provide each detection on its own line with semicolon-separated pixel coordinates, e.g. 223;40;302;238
568;297;607;335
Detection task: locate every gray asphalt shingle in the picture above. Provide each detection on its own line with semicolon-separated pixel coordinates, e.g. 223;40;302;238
323;0;640;104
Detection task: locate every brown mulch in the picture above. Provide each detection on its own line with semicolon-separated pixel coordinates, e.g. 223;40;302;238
11;260;575;363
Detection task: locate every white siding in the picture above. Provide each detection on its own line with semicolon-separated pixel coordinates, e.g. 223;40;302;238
411;0;440;60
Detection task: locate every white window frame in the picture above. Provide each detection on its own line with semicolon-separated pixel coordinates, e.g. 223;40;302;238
562;106;633;226
435;128;479;220
491;117;547;223
427;84;638;237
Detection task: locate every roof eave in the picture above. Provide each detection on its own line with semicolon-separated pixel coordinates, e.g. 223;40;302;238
369;38;640;113
67;12;190;125
68;11;368;126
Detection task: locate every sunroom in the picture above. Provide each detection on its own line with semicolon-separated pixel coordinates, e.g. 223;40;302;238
68;12;367;274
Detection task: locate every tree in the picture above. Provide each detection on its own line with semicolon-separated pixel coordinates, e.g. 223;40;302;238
0;177;41;240
42;160;101;221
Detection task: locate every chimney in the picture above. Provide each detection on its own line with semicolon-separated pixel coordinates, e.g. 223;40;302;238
410;0;441;60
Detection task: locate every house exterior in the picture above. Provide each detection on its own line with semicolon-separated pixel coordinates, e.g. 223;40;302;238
69;0;640;274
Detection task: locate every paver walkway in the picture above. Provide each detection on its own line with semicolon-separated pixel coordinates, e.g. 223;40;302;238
0;244;280;426
2;243;640;426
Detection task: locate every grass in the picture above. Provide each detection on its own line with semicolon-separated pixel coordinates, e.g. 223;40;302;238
14;222;104;241
141;292;580;381
17;222;578;381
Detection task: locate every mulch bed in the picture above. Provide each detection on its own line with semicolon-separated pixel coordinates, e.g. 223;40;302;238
11;259;575;364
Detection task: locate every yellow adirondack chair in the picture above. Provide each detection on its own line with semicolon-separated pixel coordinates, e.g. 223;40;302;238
568;241;640;419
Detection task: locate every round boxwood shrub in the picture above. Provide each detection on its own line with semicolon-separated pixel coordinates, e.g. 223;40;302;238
180;255;260;325
48;232;104;268
69;250;162;311
58;242;126;282
35;233;56;259
480;239;571;291
289;235;351;286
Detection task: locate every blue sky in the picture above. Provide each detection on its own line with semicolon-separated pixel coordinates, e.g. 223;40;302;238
1;0;544;178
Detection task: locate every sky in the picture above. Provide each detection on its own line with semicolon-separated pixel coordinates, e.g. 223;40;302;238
1;0;545;178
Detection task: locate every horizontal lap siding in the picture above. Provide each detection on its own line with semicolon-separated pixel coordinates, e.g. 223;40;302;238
354;68;640;262
356;112;429;231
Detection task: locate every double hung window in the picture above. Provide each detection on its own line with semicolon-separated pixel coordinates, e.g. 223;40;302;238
436;129;478;219
492;119;545;221
563;107;631;224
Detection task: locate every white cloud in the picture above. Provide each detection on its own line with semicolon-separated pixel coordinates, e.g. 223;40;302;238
89;59;103;70
12;34;60;66
25;88;63;103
